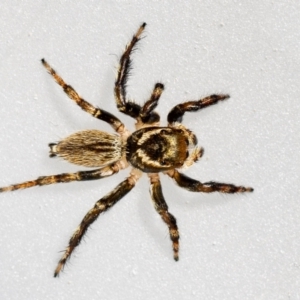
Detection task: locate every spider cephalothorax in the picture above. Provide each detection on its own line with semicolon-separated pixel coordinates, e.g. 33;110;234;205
0;23;253;277
126;126;199;172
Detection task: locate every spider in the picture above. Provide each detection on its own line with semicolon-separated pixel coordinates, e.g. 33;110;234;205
0;23;253;277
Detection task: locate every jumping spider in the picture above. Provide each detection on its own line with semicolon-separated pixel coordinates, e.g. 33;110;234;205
0;23;253;277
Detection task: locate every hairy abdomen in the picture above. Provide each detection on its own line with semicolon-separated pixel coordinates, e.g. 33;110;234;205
50;130;123;167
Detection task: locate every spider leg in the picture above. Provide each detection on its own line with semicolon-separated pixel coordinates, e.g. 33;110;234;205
148;173;179;261
114;22;146;119
167;94;230;125
54;168;142;277
0;162;126;192
165;169;254;193
136;83;164;128
41;59;125;134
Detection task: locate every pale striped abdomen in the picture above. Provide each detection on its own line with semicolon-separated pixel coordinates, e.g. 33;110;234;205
49;130;123;167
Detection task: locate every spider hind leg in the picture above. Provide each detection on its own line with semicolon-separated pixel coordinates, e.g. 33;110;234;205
0;163;126;193
54;168;142;277
148;173;179;261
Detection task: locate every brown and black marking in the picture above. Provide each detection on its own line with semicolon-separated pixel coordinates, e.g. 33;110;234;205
41;58;127;135
126;127;193;172
149;173;179;261
54;168;142;277
165;169;254;194
0;23;253;277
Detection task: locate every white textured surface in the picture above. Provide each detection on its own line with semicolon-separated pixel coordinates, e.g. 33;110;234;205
0;1;299;299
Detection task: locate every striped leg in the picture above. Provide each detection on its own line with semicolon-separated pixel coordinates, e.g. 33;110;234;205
114;22;146;119
136;83;164;127
54;168;142;277
165;169;254;193
148;173;179;261
41;59;125;134
0;162;126;193
167;94;230;125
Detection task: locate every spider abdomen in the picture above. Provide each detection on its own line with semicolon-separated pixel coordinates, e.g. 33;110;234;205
126;127;189;172
50;130;123;168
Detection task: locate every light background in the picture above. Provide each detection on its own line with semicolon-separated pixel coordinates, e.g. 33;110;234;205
0;1;299;299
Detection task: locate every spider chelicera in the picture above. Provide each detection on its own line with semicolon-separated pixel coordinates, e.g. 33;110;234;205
0;23;253;277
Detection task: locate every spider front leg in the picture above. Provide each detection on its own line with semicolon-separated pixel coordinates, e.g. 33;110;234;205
41;59;125;134
54;168;142;277
148;173;179;261
168;94;230;124
0;162;125;193
114;22;146;119
136;83;164;128
165;169;254;193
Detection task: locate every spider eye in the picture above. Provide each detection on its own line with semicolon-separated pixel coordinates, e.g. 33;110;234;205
160;129;169;135
161;159;167;166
